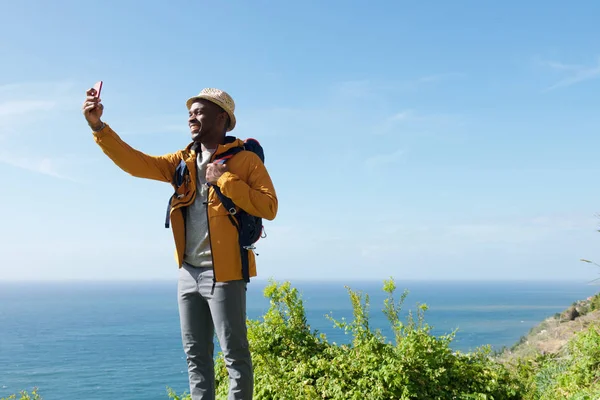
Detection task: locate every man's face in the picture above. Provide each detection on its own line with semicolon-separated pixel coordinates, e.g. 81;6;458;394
188;100;227;142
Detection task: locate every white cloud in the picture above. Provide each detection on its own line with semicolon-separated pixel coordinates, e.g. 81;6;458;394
543;61;582;71
542;57;600;91
0;152;78;181
265;215;593;268
0;81;75;103
0;100;56;117
0;81;76;134
388;109;415;122
0;81;82;180
329;73;465;103
377;109;465;137
365;148;405;169
331;79;372;99
414;72;465;84
365;214;597;256
239;75;466;142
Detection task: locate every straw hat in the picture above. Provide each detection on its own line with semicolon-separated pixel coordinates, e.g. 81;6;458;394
186;88;237;131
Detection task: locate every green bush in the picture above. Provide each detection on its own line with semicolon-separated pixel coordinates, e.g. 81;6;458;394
10;282;599;399
589;293;600;312
507;324;600;400
0;389;41;400
171;279;523;399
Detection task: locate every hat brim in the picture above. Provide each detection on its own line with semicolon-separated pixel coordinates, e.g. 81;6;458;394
186;95;236;132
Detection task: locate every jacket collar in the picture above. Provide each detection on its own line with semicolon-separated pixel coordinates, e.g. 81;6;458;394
185;135;244;159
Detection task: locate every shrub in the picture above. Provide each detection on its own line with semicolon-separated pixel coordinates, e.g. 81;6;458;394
12;282;599;399
187;279;525;399
589;293;600;312
507;324;600;400
0;389;41;400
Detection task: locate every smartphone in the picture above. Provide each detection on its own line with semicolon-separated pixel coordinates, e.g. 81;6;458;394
92;81;103;98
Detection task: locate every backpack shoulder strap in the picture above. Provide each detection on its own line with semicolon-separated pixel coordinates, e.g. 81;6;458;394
213;146;243;165
213;139;264;165
210;139;265;284
210;146;242;214
165;159;189;228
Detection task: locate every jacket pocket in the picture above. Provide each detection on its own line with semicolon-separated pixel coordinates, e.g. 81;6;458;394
170;160;195;207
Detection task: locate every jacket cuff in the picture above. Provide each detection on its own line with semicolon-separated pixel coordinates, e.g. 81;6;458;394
92;122;109;138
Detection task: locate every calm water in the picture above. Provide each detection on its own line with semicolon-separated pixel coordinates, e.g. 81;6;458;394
0;280;598;399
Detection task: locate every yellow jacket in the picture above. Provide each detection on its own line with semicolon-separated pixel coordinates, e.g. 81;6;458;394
93;124;278;282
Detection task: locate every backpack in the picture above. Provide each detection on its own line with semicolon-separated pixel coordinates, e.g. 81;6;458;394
165;138;266;283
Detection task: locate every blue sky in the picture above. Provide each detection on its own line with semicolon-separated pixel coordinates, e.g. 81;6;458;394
1;1;600;282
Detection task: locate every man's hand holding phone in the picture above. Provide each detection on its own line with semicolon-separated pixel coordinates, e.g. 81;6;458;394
82;81;104;131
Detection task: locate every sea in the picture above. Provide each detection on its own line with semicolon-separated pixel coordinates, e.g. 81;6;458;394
0;280;598;400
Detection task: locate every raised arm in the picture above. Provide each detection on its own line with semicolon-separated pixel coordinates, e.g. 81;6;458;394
92;124;179;182
82;87;179;182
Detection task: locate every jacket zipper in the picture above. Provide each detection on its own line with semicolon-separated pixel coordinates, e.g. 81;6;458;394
205;196;217;295
207;149;220;294
181;143;234;293
172;154;217;292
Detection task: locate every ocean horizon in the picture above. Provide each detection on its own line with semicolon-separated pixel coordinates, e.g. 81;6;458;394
1;279;598;399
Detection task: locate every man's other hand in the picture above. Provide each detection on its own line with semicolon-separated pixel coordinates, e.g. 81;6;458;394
206;163;229;184
82;88;104;131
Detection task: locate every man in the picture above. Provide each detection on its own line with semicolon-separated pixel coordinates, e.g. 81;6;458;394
82;86;278;400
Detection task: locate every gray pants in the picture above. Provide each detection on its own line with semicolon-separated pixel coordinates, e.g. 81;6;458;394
178;263;253;400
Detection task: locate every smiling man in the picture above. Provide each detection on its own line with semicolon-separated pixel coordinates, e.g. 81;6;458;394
82;87;278;400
